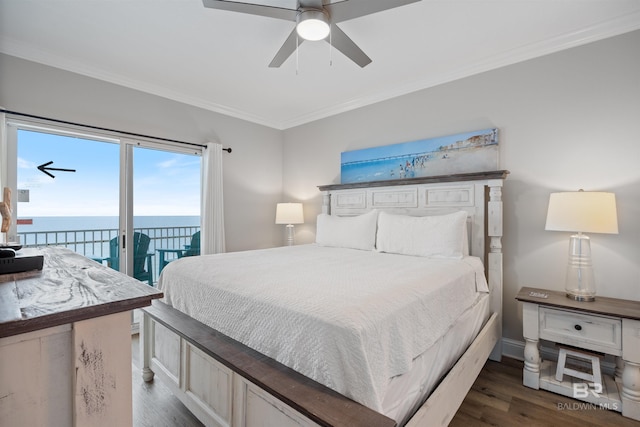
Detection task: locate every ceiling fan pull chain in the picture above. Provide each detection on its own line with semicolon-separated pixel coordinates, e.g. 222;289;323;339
296;33;299;75
329;27;333;67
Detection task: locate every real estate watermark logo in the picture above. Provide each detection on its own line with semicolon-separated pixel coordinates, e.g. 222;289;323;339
556;383;620;411
573;382;603;399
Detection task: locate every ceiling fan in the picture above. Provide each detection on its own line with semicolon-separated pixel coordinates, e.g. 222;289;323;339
202;0;421;68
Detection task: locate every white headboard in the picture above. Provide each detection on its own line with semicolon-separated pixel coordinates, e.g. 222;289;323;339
318;170;508;360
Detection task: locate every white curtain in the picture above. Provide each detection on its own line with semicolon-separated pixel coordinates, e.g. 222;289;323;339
0;110;7;191
200;142;225;254
0;110;9;244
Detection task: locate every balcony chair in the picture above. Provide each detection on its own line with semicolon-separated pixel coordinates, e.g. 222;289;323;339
157;231;200;273
92;232;154;287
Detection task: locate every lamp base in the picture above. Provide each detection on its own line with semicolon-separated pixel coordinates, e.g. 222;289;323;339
566;292;595;302
285;224;295;246
564;233;596;302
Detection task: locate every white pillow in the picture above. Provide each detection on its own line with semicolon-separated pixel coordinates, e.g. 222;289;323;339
316;210;378;251
462;219;470;256
376;211;468;259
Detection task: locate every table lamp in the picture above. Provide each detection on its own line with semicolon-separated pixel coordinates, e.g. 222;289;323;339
545;190;618;301
275;203;304;246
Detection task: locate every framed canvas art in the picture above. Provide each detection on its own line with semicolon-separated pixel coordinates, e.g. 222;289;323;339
341;128;498;184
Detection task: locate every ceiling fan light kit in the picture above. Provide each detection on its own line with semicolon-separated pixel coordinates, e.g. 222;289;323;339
202;0;421;67
296;9;330;41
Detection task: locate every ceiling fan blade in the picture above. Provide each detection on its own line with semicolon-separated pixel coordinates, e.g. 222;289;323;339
301;0;323;8
269;28;305;67
329;24;371;67
202;0;297;21
326;0;421;23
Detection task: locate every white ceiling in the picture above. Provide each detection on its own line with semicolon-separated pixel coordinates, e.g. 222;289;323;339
1;0;640;130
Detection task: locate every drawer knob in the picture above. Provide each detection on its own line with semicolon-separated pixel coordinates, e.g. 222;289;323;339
574;324;582;331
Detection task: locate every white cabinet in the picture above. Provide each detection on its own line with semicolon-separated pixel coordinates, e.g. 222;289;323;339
0;247;162;427
517;287;640;421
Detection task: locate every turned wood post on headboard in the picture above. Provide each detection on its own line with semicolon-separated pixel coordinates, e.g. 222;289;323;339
487;179;504;361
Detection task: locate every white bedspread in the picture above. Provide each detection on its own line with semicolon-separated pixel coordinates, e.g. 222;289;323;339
159;244;488;412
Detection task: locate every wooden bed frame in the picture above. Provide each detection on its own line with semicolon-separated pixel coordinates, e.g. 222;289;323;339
140;170;508;427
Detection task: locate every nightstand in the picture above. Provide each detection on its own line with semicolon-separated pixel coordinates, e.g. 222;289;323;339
516;287;640;421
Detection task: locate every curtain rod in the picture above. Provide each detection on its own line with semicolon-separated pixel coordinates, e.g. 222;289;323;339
0;108;232;153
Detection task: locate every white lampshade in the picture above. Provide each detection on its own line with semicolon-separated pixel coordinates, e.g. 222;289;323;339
296;9;330;41
275;203;304;225
545;190;618;302
545;191;618;234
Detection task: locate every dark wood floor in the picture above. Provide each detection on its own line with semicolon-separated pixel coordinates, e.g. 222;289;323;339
132;335;204;427
131;335;640;426
450;357;640;427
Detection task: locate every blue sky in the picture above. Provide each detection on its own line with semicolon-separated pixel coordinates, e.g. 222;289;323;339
17;129;201;217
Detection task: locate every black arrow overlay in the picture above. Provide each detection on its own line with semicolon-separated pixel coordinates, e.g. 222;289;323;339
37;161;76;179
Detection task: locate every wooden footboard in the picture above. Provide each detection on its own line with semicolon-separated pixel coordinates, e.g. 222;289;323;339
141;301;499;427
141;300;396;427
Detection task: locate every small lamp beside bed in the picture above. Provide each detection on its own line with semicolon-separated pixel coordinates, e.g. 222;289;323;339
275;202;304;246
545;190;618;301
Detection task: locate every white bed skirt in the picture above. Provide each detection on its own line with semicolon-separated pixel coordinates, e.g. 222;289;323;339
385;293;489;424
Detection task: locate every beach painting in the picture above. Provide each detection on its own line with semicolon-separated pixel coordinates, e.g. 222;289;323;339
340;128;498;184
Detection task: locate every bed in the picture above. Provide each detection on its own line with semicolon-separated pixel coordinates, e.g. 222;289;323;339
140;170;508;427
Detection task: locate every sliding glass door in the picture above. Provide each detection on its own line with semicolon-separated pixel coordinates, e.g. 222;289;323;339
7;122;201;288
13;127;121;262
129;144;201;285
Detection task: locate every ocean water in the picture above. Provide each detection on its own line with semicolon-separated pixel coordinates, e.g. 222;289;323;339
341;156;424;183
16;216;201;260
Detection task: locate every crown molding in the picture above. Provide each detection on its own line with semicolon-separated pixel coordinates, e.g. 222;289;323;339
2;10;639;131
0;36;278;129
279;11;640;129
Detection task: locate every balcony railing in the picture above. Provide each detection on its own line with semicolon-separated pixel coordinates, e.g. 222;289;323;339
18;225;200;285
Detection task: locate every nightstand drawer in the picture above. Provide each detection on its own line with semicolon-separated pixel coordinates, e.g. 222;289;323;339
539;307;622;354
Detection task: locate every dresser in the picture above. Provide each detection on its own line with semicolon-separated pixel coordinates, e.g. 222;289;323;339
0;247;162;426
516;286;640;420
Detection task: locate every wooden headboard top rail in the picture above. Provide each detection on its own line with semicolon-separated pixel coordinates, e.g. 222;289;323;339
317;170;509;191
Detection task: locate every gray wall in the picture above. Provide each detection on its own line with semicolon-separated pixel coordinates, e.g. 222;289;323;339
2;30;639;351
282;30;640;347
0;54;285;252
